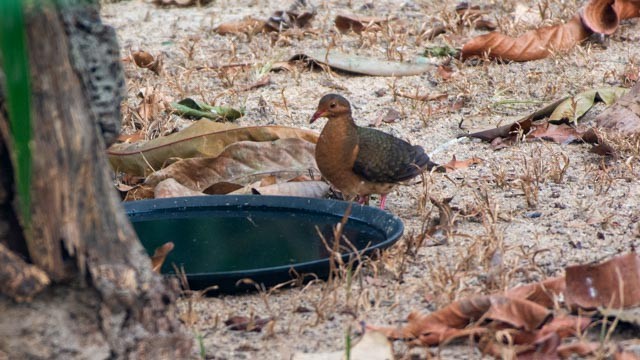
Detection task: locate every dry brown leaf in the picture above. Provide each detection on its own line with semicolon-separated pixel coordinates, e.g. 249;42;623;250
150;242;174;273
154;178;204;198
486;314;590;358
596;81;640;134
116;183;134;192
224;315;271;332
123;184;155;201
214;18;267;35
511;333;561;360
146;138;317;191
371;255;640;355
202;181;244;195
335;14;390;33
131;50;153;67
505;276;566;308
370;108;402;127
528;122;582;144
565;252;640;309
462;15;591;62
117;130;145;143
437;64;454;80
369;295;551;346
427;196;455;238
443;155;483;172
483;296;552;331
582;0;640;34
533;315;591;340
466;118;532;142
480;314;589;358
131;50;162;75
134;87;170;122
108;120;318;176
259;175;277;187
556;340;599;358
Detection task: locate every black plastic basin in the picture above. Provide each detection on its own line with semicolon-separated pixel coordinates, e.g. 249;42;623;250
125;195;403;293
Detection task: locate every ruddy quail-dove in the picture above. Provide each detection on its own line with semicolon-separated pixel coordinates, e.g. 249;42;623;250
310;94;440;210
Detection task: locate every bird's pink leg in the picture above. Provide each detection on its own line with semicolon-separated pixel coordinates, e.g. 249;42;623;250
379;194;388;210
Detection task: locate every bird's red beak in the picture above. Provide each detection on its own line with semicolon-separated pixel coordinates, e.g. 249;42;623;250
310;109;326;123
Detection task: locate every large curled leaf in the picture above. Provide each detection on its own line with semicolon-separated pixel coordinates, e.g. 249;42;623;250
108;120;318;176
582;0;640;34
565;252;640;309
171;98;244;121
145;138;318;191
291;50;432;76
461;15;590;62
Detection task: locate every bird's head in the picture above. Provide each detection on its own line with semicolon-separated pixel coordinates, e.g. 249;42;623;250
310;94;351;123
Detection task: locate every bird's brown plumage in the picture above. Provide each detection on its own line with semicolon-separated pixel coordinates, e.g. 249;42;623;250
310;94;439;209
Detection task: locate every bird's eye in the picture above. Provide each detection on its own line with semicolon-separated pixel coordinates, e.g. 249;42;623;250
330;103;336;108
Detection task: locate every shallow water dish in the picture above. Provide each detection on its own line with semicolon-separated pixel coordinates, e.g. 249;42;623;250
125;195;404;293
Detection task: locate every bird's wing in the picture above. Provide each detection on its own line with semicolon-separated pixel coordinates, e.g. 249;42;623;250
353;127;435;183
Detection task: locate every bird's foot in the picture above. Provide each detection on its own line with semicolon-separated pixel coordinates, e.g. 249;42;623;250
357;195;370;205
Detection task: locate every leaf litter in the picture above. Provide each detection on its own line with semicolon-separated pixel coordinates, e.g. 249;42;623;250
370;253;640;359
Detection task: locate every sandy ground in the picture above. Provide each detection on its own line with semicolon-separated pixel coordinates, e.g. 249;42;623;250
102;0;640;358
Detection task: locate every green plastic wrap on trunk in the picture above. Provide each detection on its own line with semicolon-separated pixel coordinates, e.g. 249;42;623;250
0;0;32;227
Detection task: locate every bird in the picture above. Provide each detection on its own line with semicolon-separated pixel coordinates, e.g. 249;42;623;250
310;94;440;210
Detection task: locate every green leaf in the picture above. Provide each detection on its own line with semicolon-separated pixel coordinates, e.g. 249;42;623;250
0;0;32;226
549;87;629;123
171;98;244;121
424;46;460;57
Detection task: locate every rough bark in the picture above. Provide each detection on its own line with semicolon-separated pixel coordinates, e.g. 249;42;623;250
0;242;50;302
0;2;191;358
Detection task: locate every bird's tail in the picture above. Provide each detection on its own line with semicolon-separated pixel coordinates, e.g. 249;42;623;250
414;146;445;173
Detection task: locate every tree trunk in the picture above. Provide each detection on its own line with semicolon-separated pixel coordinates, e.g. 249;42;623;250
0;2;191;358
